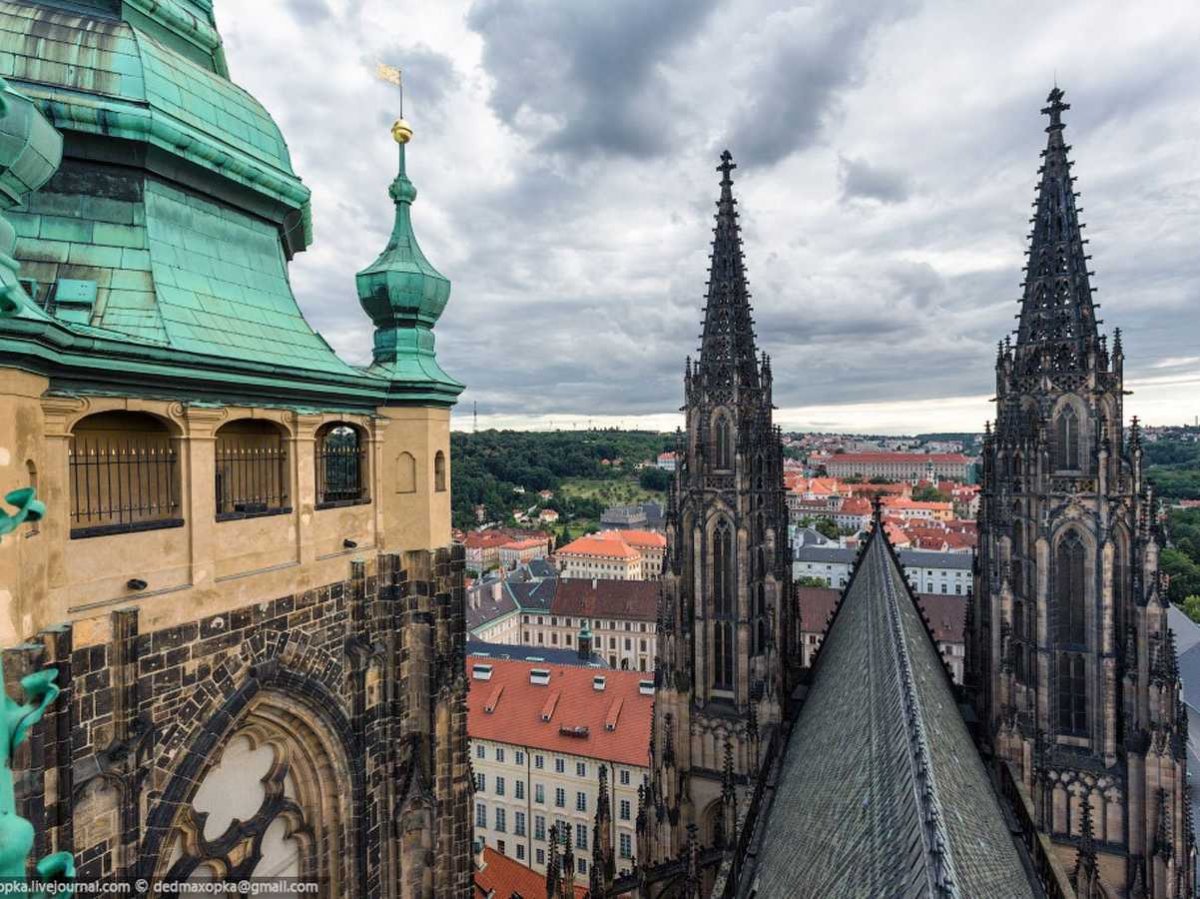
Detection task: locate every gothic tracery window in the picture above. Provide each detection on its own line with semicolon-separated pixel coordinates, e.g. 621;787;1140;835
713;521;734;691
157;697;353;892
164;732;311;882
1056;403;1081;470
1055;531;1088;737
1057;653;1087;736
1056;532;1086;646
715;415;732;469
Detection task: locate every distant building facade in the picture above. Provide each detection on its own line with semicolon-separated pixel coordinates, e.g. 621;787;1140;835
817;451;971;482
797;586;966;683
467;659;652;880
556;530;666;581
795;545;972;595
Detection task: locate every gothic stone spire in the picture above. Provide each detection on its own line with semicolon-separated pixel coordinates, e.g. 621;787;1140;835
697;150;760;395
1014;86;1100;375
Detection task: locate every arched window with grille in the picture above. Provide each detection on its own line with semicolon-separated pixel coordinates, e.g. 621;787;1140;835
713;521;735;691
1056;403;1081;470
68;411;181;538
315;423;369;508
215;420;289;520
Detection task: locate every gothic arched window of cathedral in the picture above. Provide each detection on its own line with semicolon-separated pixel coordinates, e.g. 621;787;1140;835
713;521;735;691
1056;401;1082;471
714;414;732;469
1056;531;1087;647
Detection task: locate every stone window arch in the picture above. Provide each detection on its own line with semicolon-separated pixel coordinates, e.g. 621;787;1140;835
1055;531;1087;647
1055;401;1082;471
214;419;290;519
434;450;447;493
24;459;39;536
315;422;369;507
713;412;732;470
396;452;416;494
68;410;182;537
712;519;735;691
1054;530;1089;737
157;692;356;893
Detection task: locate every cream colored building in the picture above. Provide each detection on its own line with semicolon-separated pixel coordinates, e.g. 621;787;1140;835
519;579;659;672
556;529;666;582
467;658;653;878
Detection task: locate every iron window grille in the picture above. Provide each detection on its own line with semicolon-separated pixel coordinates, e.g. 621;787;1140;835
69;433;182;539
316;424;370;508
215;430;290;520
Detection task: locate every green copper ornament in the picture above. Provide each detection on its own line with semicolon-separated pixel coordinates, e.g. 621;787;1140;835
0;489;44;537
0;660;74;891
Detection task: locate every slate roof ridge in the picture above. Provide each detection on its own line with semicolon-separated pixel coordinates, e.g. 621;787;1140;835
870;530;960;894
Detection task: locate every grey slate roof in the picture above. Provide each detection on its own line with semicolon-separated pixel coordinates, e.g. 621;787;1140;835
1167;605;1200;841
793;545;856;564
465;584;518;632
792;525;835;548
509;577;557;612
897;549;973;571
466;640;608;668
754;527;1035;898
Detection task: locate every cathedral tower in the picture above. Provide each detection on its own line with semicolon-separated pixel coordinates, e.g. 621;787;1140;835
972;88;1194;897
643;151;796;875
0;2;471;893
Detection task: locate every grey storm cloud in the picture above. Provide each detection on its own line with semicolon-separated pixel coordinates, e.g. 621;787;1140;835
839;156;912;205
724;1;918;166
466;0;720;159
283;0;331;24
217;0;1200;429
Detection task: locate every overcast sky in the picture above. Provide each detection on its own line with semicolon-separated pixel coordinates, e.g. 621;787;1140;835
220;0;1200;435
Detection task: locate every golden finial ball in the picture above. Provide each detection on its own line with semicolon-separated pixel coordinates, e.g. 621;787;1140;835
392;118;413;144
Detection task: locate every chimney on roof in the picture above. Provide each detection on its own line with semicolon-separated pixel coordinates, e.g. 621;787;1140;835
592;578;597;590
474;838;486;872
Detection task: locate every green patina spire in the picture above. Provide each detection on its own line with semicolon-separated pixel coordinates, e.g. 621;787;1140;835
355;120;463;406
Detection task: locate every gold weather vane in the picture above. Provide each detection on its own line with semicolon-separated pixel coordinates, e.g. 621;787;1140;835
375;62;412;144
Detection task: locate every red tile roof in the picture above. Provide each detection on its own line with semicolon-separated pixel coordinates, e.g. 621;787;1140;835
466;657;654;768
552;579;659;621
797;587;841;633
840;496;872;515
916;592;968;643
795;587;965;645
606;529;666;549
473;846;587;899
557;534;640;560
503;537;549;551
464;531;515;550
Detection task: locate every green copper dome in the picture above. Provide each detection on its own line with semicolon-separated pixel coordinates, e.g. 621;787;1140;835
355;138;462;404
0;1;310;249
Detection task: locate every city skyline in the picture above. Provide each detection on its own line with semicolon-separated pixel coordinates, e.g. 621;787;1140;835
221;0;1200;434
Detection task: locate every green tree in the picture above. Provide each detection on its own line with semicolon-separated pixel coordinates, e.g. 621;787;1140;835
639;467;672;491
912;485;949;502
1182;595;1200;624
1162;547;1200;605
814;518;840;540
796;575;830;588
